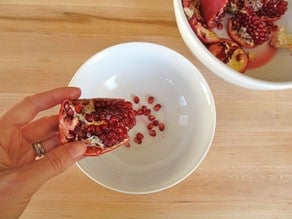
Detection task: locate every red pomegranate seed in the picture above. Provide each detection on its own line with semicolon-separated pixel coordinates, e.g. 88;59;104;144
136;132;144;140
144;109;151;116
134;137;142;144
147;123;154;130
141;105;147;112
136;109;143;115
74;104;83;113
153;120;159;126
149;130;156;137
148;114;156;121
148;96;154;104
158;122;165;131
133;95;140;104
153;104;161;111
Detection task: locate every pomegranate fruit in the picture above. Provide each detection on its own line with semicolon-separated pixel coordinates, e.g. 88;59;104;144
188;18;220;44
200;0;229;28
207;39;249;73
227;10;273;48
227;0;288;21
244;0;288;21
184;0;220;44
59;98;136;156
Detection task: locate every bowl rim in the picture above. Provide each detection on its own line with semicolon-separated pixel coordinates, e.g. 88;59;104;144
70;41;217;194
173;0;292;90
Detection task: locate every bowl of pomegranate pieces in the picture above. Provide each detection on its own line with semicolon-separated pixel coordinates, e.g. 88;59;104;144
174;0;292;90
65;42;216;194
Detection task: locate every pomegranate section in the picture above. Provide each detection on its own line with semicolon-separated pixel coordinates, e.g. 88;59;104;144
59;98;136;156
227;10;273;48
59;94;166;155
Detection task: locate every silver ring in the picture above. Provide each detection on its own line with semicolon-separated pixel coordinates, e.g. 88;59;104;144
32;142;45;160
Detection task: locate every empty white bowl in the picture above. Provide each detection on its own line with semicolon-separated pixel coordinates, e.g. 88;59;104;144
174;0;292;90
69;42;216;194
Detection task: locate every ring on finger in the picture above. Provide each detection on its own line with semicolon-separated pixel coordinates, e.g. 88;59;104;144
32;141;45;160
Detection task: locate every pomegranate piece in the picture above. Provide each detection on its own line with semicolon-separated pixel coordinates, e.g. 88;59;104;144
244;0;288;21
183;0;205;21
270;26;292;52
227;10;273;48
200;0;229;28
207;38;249;73
188;17;220;44
59;98;136;156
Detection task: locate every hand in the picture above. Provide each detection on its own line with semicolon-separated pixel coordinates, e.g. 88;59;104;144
0;87;87;219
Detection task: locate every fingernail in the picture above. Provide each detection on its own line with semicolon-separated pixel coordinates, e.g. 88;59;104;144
68;142;86;160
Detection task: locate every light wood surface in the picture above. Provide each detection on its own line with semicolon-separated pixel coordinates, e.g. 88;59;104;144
1;1;291;218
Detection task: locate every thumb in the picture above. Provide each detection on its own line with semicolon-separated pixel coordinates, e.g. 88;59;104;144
21;141;87;192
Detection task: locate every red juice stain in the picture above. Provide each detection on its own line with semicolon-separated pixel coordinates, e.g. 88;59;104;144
246;43;278;70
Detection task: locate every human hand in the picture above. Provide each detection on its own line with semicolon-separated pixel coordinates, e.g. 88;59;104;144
0;87;87;219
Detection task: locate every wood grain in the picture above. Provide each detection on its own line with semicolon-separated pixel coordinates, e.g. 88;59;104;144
0;1;291;218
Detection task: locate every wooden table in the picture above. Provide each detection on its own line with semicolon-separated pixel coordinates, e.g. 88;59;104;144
1;1;291;218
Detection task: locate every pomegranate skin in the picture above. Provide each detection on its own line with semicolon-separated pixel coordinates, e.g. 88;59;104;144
200;0;229;28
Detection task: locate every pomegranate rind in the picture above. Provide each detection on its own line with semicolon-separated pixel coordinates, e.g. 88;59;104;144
58;98;136;156
189;18;220;44
207;39;249;73
200;0;229;28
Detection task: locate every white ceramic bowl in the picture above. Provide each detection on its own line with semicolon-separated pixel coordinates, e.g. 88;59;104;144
69;42;216;194
174;0;292;90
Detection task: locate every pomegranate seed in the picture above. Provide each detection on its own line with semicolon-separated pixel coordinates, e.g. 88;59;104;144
236;54;243;61
144;109;151;116
147;123;154;130
153;120;159;126
134;137;142;144
141;105;147;113
136;132;144;140
153;104;161;111
148;96;154;104
217;23;223;30
148;114;156;121
158;122;165;131
74;104;83;113
133;95;140;104
149;130;156;137
136;109;143;115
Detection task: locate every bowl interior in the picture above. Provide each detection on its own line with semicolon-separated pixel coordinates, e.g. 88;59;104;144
69;42;216;194
174;0;292;89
